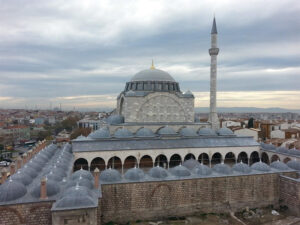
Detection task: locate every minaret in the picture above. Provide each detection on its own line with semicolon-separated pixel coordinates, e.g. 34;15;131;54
208;17;220;130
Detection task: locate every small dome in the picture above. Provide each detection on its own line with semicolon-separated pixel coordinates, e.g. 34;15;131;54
170;165;191;177
192;164;212;176
106;115;124;125
232;162;251;174
217;128;234;136
11;170;33;186
183;90;194;97
27;160;43;170
182;159;200;170
251;161;271;172
71;168;94;181
270;161;290;170
46;171;65;182
88;127;111;139
124;167;145;181
54;186;95;210
260;143;276;151
135;128;155;137
114;128;133;138
287;160;300;171
43;166;67;177
0;178;27;202
277;147;289;154
75;135;87;140
148;166;168;179
289;149;300;156
180;128;198;137
198;128;217;136
21;165;39;178
100;168;122;182
213;163;232;175
31;179;60;198
66;176;94;189
157;126;176;135
131;68;175;82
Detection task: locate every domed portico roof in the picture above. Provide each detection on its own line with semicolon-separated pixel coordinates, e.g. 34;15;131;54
131;68;175;82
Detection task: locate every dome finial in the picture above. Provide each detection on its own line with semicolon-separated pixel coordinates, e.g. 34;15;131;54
150;59;155;69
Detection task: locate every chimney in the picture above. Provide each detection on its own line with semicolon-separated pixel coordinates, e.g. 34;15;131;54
10;163;16;175
17;157;22;169
1;169;8;184
93;167;100;189
22;153;27;165
40;177;47;200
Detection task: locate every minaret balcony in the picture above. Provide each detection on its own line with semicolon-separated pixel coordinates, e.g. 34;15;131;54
209;48;219;56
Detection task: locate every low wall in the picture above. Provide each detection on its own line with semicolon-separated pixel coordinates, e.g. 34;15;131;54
101;172;295;223
280;174;300;215
0;201;53;225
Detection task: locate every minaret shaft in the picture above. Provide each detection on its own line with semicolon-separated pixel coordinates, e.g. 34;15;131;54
208;18;220;130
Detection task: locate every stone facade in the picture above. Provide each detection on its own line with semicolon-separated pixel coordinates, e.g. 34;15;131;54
0;201;53;225
100;172;295;224
279;174;300;215
117;92;194;123
52;208;98;225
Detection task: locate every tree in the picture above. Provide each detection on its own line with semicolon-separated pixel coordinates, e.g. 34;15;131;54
70;128;92;140
61;117;79;132
248;118;254;128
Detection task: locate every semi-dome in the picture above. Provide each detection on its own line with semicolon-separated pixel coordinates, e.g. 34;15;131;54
287;160;300;171
135;127;155;137
66;176;94;189
114;128;133;138
198;128;217;136
148;166;168;179
217;128;234;136
124;167;145;181
182;159;200;170
213;163;232;175
170;165;191;177
192;164;212;176
131;68;175;82
270;160;290;170
180;128;198;137
157;126;176;135
100;168;122;182
232;162;251;174
88;127;111;139
54;185;95;210
106;115;124;125
31;179;60;198
71;168;94;181
0;178;27;202
251;161;271;172
11;170;33;186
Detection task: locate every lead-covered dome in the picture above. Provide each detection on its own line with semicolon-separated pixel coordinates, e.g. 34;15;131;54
270;160;290;170
169;165;191;177
124;167;145;181
148;166;168;179
180;128;198;137
232;162;252;174
100;168;122;182
213;163;232;175
131;68;175;82
192;164;212;176
135;127;155;137
198;128;217;136
157;126;176;135
0;178;27;202
251;161;271;172
182;159;200;170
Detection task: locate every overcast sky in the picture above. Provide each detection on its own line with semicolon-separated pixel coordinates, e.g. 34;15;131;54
0;0;299;110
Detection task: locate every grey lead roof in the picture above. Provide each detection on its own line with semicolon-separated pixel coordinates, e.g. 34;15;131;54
72;136;259;152
131;68;175;82
211;17;217;34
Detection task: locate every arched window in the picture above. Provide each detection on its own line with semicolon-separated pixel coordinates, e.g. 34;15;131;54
271;154;280;162
224;152;236;165
211;152;222;165
169;154;182;168
261;152;270;164
90;157;105;171
107;156;122;170
237;152;248;164
124;156;137;169
198;153;210;165
155;155;168;168
184;153;196;161
140;155;153;169
74;158;88;171
250;151;260;165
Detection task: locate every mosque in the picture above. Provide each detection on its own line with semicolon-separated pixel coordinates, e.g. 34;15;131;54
1;18;300;225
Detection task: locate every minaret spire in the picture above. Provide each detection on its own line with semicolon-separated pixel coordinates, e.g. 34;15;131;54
208;17;220;130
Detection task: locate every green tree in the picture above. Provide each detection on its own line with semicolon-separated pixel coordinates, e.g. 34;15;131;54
248;118;254;128
70;128;92;140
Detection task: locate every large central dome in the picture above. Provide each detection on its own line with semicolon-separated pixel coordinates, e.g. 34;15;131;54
131;68;175;82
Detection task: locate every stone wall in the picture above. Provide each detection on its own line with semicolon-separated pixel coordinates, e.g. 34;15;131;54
100;173;294;224
0;201;53;225
118;92;194;123
279;174;300;215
